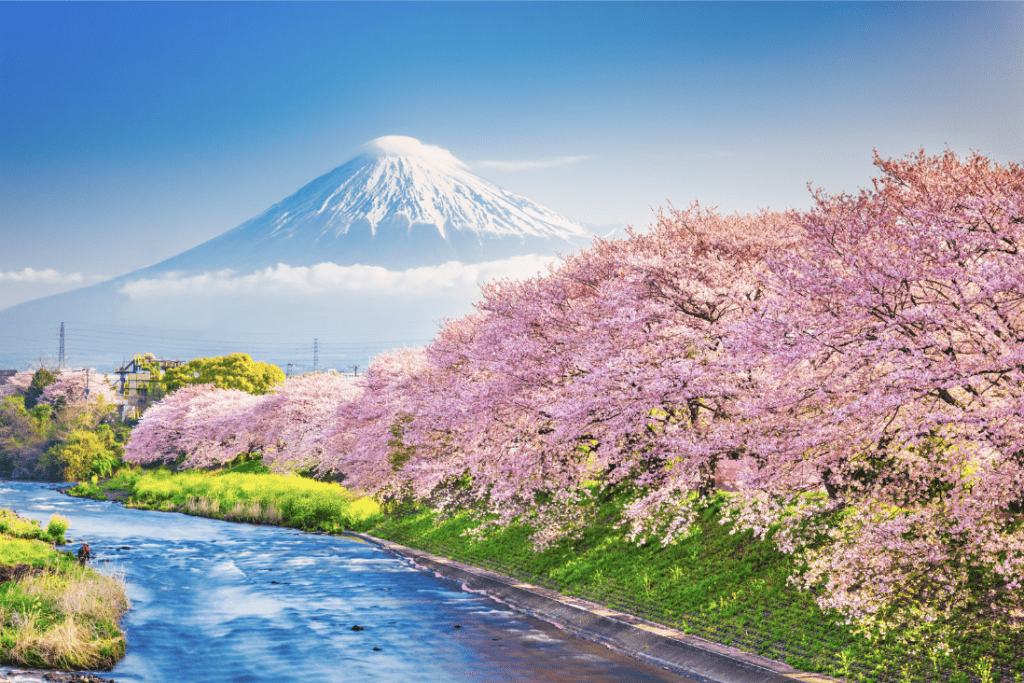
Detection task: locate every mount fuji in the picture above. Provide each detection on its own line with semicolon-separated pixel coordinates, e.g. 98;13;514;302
136;136;591;275
0;137;602;370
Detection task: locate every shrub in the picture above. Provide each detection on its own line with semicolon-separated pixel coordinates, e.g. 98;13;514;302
44;514;70;544
38;427;125;482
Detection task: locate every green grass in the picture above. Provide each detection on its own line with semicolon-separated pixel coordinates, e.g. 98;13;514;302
0;537;64;567
68;468;1024;682
369;495;1024;683
0;509;68;545
70;463;384;533
1;509;129;670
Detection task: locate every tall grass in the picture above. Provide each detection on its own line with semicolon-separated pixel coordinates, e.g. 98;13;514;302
1;509;129;670
72;465;383;532
1;564;129;670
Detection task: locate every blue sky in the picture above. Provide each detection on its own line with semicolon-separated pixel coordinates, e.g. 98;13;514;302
2;1;1022;310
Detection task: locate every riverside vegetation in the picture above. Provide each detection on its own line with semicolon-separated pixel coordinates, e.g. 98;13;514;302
0;508;129;670
0;367;127;482
71;460;383;532
71;463;1023;683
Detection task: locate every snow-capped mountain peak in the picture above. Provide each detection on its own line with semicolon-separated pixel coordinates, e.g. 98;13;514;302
0;136;604;369
295;135;587;240
152;135;592;273
355;135;469;171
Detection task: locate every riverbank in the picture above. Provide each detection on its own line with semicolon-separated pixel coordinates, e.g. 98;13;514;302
348;530;832;683
0;665;114;682
0;509;129;672
69;464;382;533
68;468;1024;683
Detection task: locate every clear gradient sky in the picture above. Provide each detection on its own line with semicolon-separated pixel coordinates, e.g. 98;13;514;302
2;2;1022;310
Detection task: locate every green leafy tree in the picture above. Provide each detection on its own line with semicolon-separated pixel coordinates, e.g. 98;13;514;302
162;354;285;396
38;424;125;482
1;370;124;479
24;368;57;410
0;397;52;477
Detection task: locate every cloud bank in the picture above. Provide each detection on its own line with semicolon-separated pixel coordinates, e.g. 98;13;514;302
0;268;105;284
119;255;557;300
473;156;590;171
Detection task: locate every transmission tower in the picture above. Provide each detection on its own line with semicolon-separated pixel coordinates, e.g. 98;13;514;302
313;339;319;374
58;322;65;369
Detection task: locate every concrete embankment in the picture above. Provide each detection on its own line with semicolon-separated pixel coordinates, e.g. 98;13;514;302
346;531;838;683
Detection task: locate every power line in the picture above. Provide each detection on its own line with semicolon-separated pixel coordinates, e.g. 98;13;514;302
0;324;434;372
61;328;432;349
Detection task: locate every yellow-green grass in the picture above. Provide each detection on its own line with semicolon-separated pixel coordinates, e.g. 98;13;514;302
0;509;68;546
71;464;383;532
1;511;129;670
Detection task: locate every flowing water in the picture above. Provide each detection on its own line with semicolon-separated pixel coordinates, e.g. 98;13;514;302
1;482;697;683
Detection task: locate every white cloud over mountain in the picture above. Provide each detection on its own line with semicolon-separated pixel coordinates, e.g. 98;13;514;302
118;255;556;300
473;156;590;171
0;268;106;285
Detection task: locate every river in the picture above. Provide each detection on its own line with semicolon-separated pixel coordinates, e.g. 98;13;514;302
1;482;698;683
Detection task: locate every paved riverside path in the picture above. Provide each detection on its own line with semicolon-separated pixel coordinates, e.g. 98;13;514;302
347;532;840;683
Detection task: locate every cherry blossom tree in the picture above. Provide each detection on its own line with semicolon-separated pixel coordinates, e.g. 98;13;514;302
0;371;34;399
724;149;1024;637
125;384;265;468
128;372;363;474
39;369;119;407
325;205;797;545
321;347;432;495
251;373;362;473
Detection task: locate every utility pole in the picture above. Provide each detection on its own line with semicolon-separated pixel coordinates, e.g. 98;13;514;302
58;322;65;369
353;365;359;377
312;339;319;374
84;368;90;398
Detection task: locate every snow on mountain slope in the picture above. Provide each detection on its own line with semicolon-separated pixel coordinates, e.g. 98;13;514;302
290;136;586;240
146;136;591;274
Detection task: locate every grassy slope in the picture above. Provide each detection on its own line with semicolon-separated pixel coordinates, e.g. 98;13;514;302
0;510;130;670
71;468;1023;683
369;500;1020;683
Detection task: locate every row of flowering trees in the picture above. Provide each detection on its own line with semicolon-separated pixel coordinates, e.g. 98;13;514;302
126;373;361;473
124;150;1023;640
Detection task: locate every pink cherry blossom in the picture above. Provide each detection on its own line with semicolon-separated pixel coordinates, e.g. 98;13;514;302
0;371;35;398
40;368;119;407
125;384;264;468
250;373;362;473
723;149;1024;636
